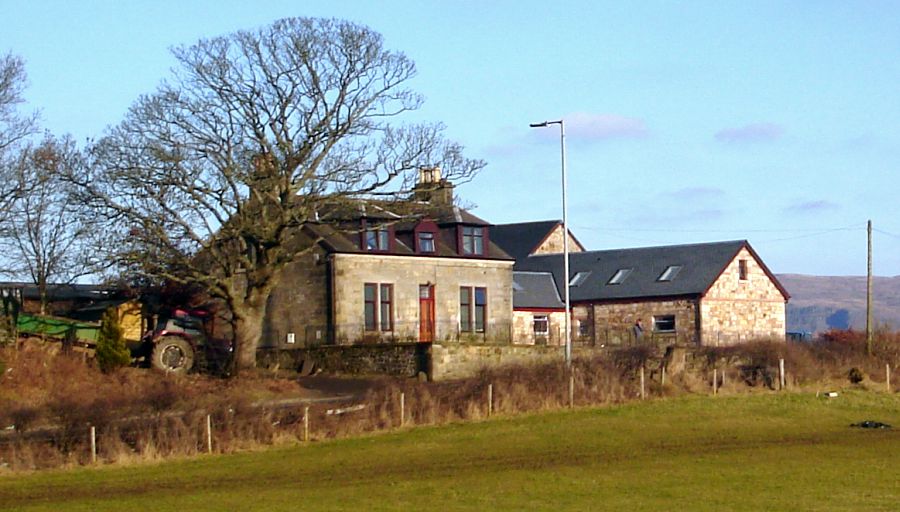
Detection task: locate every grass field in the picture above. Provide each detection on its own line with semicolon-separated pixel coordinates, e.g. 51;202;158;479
1;391;897;511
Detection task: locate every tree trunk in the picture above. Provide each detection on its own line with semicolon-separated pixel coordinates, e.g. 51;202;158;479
38;280;48;315
231;299;267;374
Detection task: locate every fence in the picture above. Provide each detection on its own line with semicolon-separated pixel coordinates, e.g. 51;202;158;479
263;318;787;350
1;340;895;471
5;354;881;471
263;320;517;349
265;323;684;348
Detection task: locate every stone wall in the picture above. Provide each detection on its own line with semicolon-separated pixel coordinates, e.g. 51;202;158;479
331;253;513;344
431;343;564;380
590;299;700;346
532;224;584;255
257;343;428;377
262;248;331;349
700;247;787;345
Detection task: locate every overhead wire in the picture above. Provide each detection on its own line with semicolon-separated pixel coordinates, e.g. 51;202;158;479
573;222;869;244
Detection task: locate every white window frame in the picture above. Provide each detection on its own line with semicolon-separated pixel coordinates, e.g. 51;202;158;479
652;314;676;333
533;314;549;336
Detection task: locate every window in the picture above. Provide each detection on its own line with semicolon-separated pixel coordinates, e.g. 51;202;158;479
461;226;484;255
379;284;393;332
608;268;633;285
578;320;592;337
365;227;390;251
364;283;377;331
658;265;682;282
460;286;487;332
474;287;486;332
363;283;393;331
653;315;676;333
417;231;435;253
569;271;591;287
533;315;549;336
739;259;748;281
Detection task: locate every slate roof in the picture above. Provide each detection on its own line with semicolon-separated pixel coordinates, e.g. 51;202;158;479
0;282;122;302
303;202;513;261
514;240;789;302
491;220;560;261
512;271;565;309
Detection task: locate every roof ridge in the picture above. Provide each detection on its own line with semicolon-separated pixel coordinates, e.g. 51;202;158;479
523;239;748;259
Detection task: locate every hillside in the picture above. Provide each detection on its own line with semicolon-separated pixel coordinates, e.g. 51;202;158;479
778;274;900;333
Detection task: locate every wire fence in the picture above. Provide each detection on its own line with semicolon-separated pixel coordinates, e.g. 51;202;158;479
264;320;517;349
4;353;888;471
265;322;693;348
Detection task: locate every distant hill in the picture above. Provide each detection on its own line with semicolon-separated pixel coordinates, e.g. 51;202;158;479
776;274;900;333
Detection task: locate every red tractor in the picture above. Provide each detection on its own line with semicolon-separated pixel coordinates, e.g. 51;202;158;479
135;308;232;374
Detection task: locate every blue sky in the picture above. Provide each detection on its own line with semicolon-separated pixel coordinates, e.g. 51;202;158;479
3;1;900;276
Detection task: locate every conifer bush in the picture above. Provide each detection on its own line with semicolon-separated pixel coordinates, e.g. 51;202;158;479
95;306;131;372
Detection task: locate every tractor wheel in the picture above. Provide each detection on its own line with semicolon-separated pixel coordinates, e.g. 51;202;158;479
151;336;195;373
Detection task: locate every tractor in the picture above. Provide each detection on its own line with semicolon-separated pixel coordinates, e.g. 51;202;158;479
135;308;232;374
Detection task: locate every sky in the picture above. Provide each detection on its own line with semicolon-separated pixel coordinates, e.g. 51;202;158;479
3;0;900;276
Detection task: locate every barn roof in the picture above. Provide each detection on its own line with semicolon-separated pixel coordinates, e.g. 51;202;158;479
514;240;789;302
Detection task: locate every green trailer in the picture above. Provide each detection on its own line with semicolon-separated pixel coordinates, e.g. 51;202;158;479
15;313;101;348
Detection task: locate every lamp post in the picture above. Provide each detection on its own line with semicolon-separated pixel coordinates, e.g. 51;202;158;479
530;119;571;366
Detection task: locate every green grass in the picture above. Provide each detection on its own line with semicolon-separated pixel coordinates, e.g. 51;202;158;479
1;391;898;511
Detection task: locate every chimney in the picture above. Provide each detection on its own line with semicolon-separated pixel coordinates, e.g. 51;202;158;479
413;166;454;205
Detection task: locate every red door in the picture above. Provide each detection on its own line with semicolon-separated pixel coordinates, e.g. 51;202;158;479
419;284;435;342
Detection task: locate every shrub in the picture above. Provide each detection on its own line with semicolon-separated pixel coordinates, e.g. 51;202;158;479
95;306;131;373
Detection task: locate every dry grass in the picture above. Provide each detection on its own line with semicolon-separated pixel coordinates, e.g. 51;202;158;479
1;330;897;472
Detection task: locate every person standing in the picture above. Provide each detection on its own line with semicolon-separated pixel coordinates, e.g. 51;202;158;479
632;319;644;342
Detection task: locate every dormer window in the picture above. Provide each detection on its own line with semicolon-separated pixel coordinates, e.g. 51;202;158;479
365;227;390;251
417;231;436;253
461;226;485;255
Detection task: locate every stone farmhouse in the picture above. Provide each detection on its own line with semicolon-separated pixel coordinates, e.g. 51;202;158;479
509;237;790;346
260;164;789;352
259;169;515;349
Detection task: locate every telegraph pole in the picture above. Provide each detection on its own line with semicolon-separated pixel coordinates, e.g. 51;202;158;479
866;220;873;355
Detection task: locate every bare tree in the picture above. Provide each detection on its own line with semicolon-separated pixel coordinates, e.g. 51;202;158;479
3;135;94;313
0;53;39;220
76;18;485;372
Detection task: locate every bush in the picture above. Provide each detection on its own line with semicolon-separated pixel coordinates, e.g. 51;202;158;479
95;306;131;373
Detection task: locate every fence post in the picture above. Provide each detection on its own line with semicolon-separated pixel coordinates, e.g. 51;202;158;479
640;366;646;400
303;406;310;442
887;364;892;393
713;369;718;395
568;371;575;408
400;392;406;427
779;358;786;390
206;414;212;454
487;384;493;417
721;367;726;389
90;426;97;463
661;365;666;387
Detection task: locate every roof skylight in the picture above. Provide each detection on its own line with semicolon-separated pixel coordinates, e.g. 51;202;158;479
657;265;683;282
608;268;632;285
569;271;591;287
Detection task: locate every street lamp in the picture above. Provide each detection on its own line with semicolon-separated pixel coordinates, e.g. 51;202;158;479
529;119;571;366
